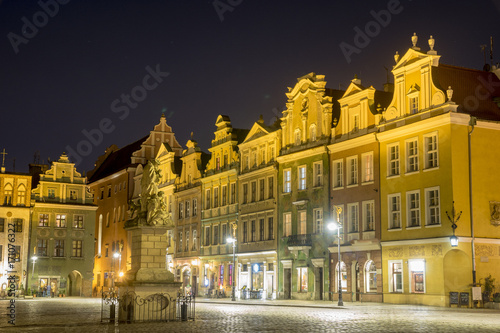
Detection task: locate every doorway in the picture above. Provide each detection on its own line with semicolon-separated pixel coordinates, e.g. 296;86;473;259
283;268;291;299
68;270;82;296
315;267;323;300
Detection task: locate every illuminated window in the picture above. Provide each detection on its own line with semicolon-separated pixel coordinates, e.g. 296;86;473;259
424;133;438;169
389;260;403;293
388;143;400;176
73;215;84;229
298;267;308;292
347;156;358;186
361;152;374;183
409;259;425;293
185;230;189;251
192;229;197;250
72;240;82;257
298;210;306;235
54;240;65;257
365;260;377;293
192;198;197;216
335;262;347;292
314;208;323;234
283;169;291;193
17;184;26;206
333;159;343;188
3;183;12;205
13;218;22;232
406;138;419;173
407;191;420;227
425;187;440;225
39;213;49;227
388;194;401;229
178;231;183;251
298;166;306;190
178;202;184;219
284;213;292;237
363;201;374;231
313;161;322;187
185;200;190;217
0;218;4;232
37;239;48;257
347;203;359;233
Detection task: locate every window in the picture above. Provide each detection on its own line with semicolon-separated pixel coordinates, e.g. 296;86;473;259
37;239;48;257
13;218;22;232
284;213;292;237
205;189;211;209
39;214;49;227
251;182;256;202
365;260;377;293
13;246;20;262
17;184;26;206
221;224;227;244
213;225;219;245
3;183;12;205
251;220;256;242
69;190;77;200
310;125;316;142
216;156;220;171
389;260;403;293
55;214;66;228
268;177;274;199
260;148;265;165
388;143;400;176
185;200;190;218
204;226;210;246
73;215;84;229
243;221;248;243
54;240;65;257
313;162;322;187
298;267;308;292
336;262;347;292
268;217;274;240
48;188;56;199
407;191;420;227
259;179;265;201
192;229;197;250
298;166;306;190
283;169;291;193
314;208;323;234
252;151;257;168
178;231;183;251
213;187;219;208
185;230;189;251
0;218;4;232
298;210;307;235
388;194;401;229
224;153;228;167
294;129;301;146
108;187;111;197
347;156;358;186
333;159;343;188
243;183;248;204
352;114;360;132
347;203;359;233
72;240;83;257
362;201;375;231
409;96;419;114
178;202;184;219
425;187;440;225
361;152;374;183
406;139;419;173
424;133;438;169
230;183;236;204
222;185;227;206
192;199;197;216
409;259;425;293
259;219;265;241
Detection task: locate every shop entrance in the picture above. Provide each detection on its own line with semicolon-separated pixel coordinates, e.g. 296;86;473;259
283;268;291;299
315;267;323;300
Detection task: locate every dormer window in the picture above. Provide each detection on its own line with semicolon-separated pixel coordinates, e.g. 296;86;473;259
410;97;419;114
352;114;360;133
294;129;301;146
407;84;420;115
309;124;317;141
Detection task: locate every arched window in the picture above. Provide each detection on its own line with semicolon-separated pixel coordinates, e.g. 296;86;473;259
309;124;317;142
335;261;347;292
17;184;26;206
365;260;377;293
294;129;301;146
4;183;12;205
192;229;197;251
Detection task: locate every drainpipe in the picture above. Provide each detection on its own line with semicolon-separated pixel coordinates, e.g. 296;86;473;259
468;116;476;287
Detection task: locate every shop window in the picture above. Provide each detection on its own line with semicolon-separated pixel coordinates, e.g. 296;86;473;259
335;261;347;292
409;259;425;293
298;267;308;292
389;260;403;293
365;260;377;292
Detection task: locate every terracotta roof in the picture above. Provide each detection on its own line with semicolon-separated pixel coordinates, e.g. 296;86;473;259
433;64;500;120
87;135;148;183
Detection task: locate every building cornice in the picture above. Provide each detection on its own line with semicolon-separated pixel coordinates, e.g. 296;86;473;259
328;133;377;152
277;145;327;163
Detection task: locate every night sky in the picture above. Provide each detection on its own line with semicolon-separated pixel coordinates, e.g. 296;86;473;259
1;0;499;174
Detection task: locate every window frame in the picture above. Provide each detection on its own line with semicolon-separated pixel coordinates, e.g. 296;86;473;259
362;200;375;231
387;143;400;177
425;186;441;226
347;203;359;233
332;159;344;189
298;165;307;190
405;137;419;174
424;132;439;170
283;169;291;193
388;259;403;293
284;212;292;237
346;156;358;186
388;193;401;230
406;190;421;228
361;152;374;184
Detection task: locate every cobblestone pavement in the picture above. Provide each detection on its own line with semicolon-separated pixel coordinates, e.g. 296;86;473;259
1;297;499;332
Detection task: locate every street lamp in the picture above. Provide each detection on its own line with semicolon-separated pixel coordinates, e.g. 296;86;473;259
227;222;238;302
327;205;343;306
446;201;462;248
113;252;121;286
31;256;38;274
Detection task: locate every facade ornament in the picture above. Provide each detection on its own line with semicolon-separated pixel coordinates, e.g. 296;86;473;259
394;51;400;64
411;32;418;48
490;201;500;226
428;35;435;51
447;86;454;102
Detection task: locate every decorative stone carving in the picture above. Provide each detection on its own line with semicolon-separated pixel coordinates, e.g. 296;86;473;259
411;33;418;47
409;245;425;257
489;201;500;226
432;245;443;257
126;159;174;228
475;245;495;257
388;247;403;258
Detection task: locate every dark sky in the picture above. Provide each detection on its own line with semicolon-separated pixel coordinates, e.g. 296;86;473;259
1;0;499;174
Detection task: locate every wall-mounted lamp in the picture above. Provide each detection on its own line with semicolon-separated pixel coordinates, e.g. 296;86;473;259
446;201;462;247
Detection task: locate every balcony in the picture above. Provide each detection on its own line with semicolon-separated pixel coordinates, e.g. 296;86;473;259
285;234;312;247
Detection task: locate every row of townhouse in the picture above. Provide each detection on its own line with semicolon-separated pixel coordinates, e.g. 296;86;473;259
89;33;500;306
0;154;96;297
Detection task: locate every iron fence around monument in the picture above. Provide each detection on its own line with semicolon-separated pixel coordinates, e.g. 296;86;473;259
101;288;195;324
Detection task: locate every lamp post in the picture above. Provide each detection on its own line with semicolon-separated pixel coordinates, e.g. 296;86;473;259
227;222;238;301
327;205;343;306
446;201;462;247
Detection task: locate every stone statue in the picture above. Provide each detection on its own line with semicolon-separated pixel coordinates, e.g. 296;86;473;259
126;159;174;228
